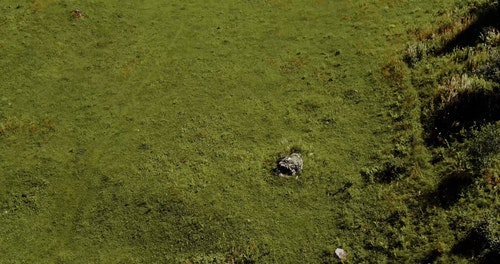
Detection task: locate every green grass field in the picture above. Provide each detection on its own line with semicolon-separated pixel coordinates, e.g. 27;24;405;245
2;0;497;263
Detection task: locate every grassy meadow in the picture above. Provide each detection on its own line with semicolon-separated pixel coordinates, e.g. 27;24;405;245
1;0;498;263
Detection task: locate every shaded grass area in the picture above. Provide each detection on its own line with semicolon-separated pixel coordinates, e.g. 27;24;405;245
0;0;464;263
384;0;500;263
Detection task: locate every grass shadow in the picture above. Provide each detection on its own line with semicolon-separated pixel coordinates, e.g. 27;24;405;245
451;222;500;264
426;170;475;209
436;1;500;55
426;88;500;146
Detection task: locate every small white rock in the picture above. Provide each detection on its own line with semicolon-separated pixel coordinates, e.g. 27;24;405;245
335;248;347;259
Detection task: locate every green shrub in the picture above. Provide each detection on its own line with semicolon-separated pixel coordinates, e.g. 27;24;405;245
475;47;500;83
451;220;500;262
467;122;500;172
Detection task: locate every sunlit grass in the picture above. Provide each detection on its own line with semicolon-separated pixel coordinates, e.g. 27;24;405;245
0;0;473;263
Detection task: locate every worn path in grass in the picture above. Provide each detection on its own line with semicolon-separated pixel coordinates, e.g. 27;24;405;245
0;0;457;262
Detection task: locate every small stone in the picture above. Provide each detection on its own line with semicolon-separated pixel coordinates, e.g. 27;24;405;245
335;248;347;259
276;153;303;177
71;9;84;19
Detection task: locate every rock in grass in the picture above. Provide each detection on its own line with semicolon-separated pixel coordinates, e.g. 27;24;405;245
335;248;347;259
276;153;303;177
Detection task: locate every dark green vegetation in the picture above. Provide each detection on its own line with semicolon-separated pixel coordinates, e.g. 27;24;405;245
1;0;498;263
387;0;500;263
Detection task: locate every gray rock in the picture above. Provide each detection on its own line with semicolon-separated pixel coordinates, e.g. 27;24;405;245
276;153;303;177
335;248;347;259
